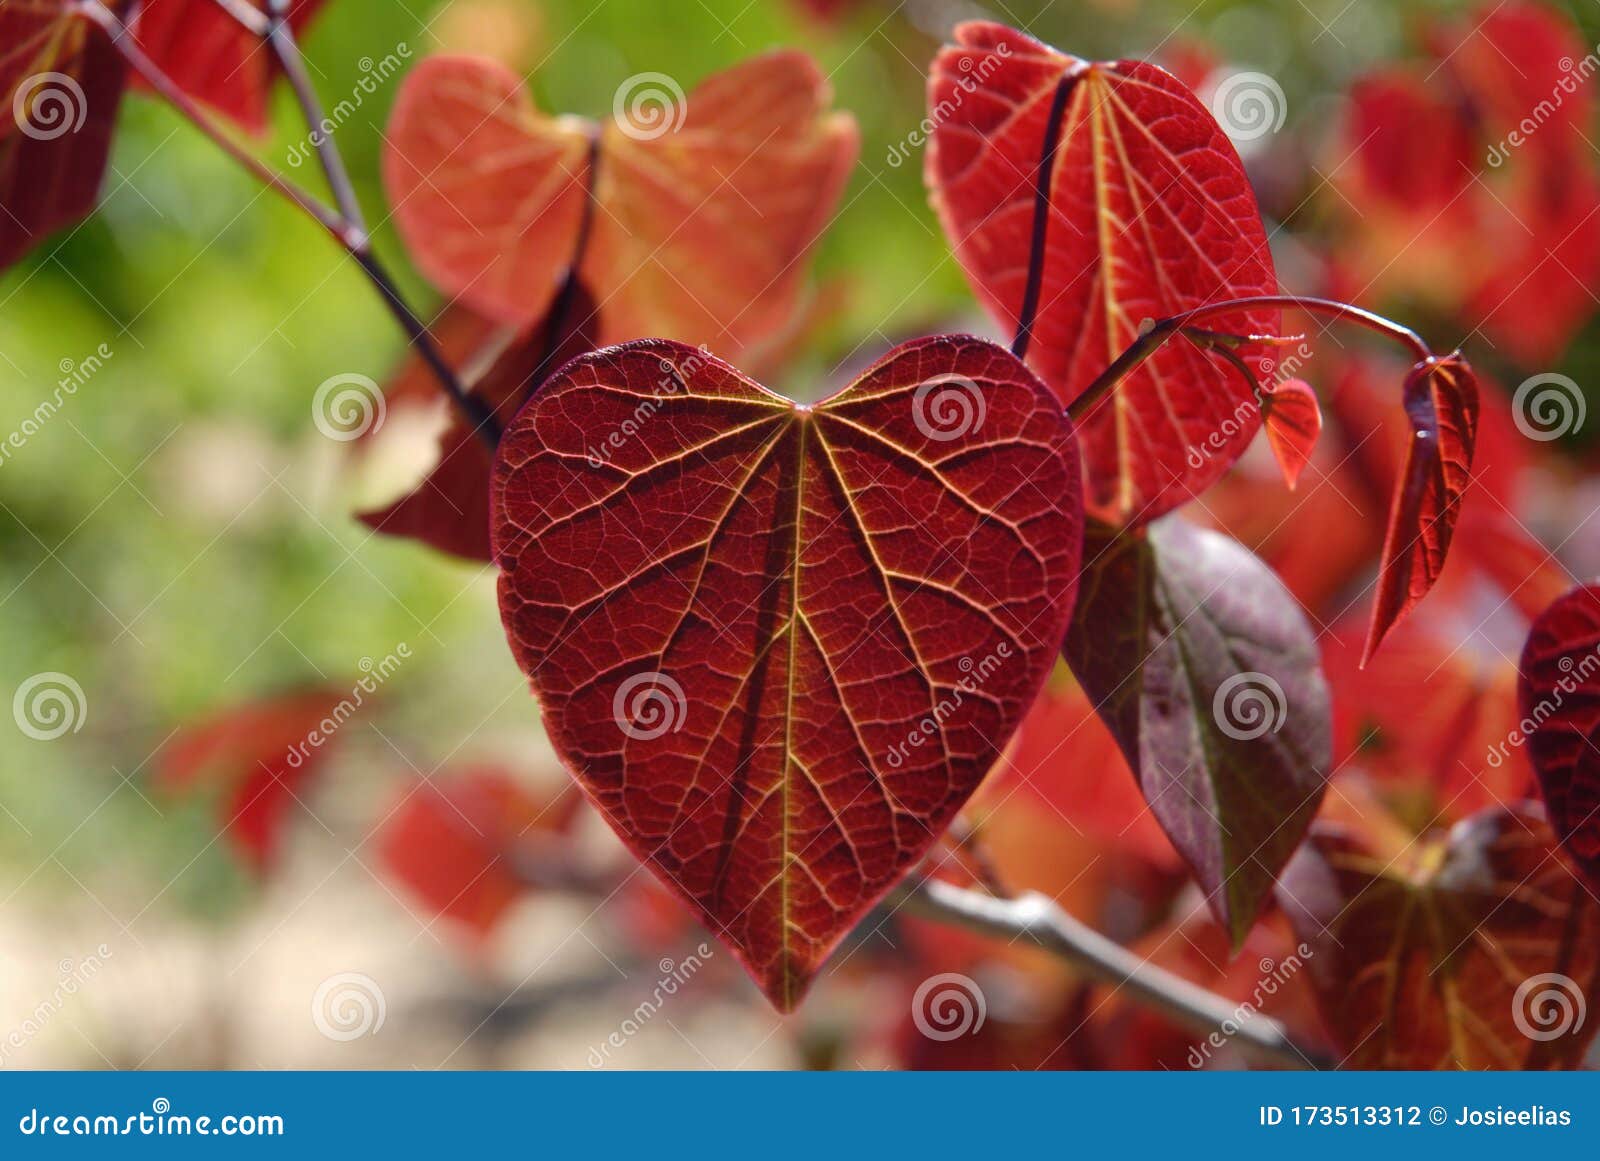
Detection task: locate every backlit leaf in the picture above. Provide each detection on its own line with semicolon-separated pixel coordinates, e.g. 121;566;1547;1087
383;51;857;361
1363;354;1480;666
1519;583;1600;886
1;0;129;271
1280;802;1600;1069
129;0;326;132
1063;516;1331;945
1260;378;1321;491
491;335;1085;1010
926;21;1279;525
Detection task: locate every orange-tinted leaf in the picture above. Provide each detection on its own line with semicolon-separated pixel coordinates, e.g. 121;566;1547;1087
1520;583;1600;885
129;0;326;132
926;22;1279;525
1;0;129;270
1063;517;1330;946
359;285;598;561
156;687;353;873
491;336;1085;1010
1280;803;1600;1069
1260;378;1320;491
384;52;857;360
377;767;580;939
1363;354;1480;666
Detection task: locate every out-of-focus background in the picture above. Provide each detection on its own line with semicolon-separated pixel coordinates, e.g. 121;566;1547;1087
4;0;1600;1069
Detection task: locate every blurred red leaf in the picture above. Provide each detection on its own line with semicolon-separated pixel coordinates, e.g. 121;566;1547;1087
926;21;1279;525
1;1;129;270
377;767;581;940
383;52;857;360
157;687;354;873
1063;517;1330;946
1280;802;1600;1069
359;285;598;561
130;0;326;132
490;335;1085;1010
1259;379;1321;491
1520;583;1600;885
1363;354;1480;666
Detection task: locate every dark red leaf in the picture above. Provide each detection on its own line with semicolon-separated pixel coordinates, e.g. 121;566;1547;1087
383;52;857;361
129;0;326;132
926;21;1279;525
1259;378;1321;491
377;767;581;940
359;284;598;561
1280;802;1600;1069
1519;583;1600;886
1;1;129;270
156;687;355;873
1062;516;1331;945
1363;354;1480;666
491;335;1085;1010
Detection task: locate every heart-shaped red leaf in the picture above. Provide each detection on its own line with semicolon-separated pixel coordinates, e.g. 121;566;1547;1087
1062;516;1331;945
1280;802;1600;1069
926;21;1279;526
383;52;857;360
1260;378;1321;491
1;0;129;271
359;285;598;561
1363;354;1480;666
491;335;1085;1009
129;0;326;132
1520;583;1600;886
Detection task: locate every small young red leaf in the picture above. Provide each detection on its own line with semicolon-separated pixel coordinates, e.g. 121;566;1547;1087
130;0;326;132
926;21;1279;526
383;52;857;359
1362;354;1480;666
491;335;1085;1010
359;286;598;561
156;687;354;873
1;1;130;270
1519;583;1600;885
1280;802;1600;1069
1259;378;1321;491
1062;517;1331;946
